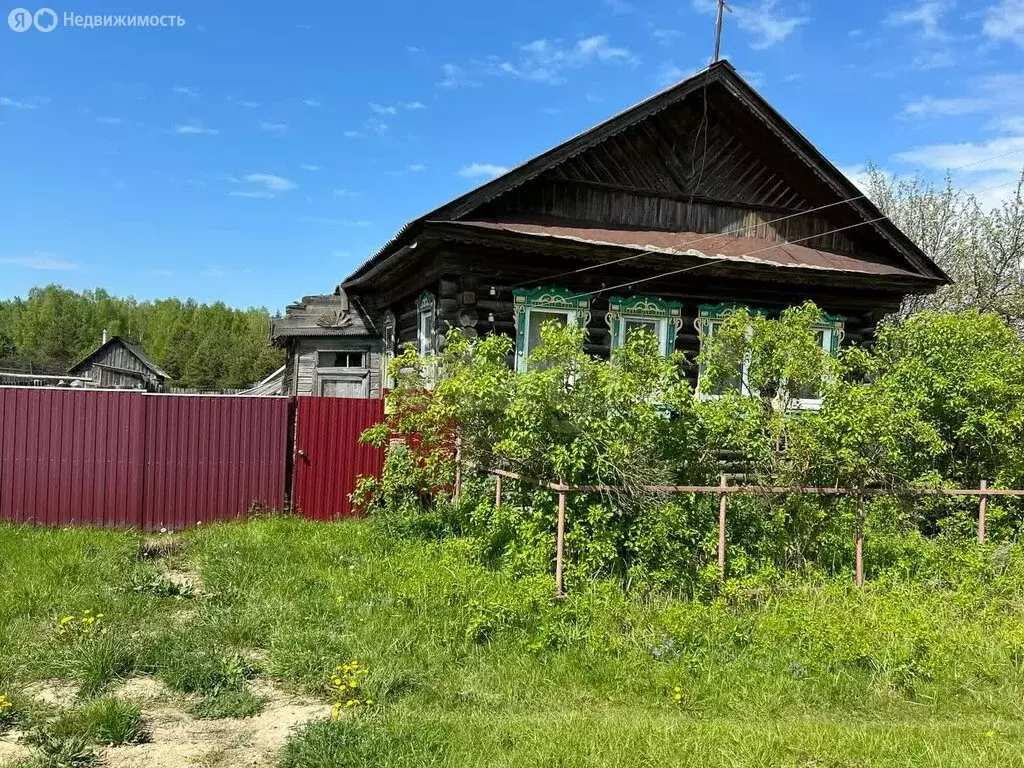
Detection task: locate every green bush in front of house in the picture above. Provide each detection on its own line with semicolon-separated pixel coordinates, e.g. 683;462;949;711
358;307;1024;591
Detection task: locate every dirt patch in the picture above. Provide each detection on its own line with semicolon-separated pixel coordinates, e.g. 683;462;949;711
102;679;327;768
0;735;31;767
24;678;78;708
163;568;203;595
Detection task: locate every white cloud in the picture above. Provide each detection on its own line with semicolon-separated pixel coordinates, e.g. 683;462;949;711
407;163;426;172
693;0;808;49
657;61;692;87
650;28;681;46
894;136;1024;173
0;96;46;109
302;98;322;107
910;50;954;69
260;121;287;133
839;164;874;193
300;164;321;171
369;103;398;115
231;98;260;108
200;266;225;277
172;85;201;98
96;116;122;125
174;120;218;135
0;251;79;271
902;96;988;118
332;188;359;197
486;35;635;85
459;163;510;179
993;115;1024;133
404;101;426;110
886;0;949;39
407;46;424;53
902;73;1024;119
438;63;477;88
984;0;1024;46
342;130;361;138
244;173;297;191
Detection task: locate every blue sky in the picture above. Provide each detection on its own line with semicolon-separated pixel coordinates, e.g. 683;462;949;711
1;0;1022;311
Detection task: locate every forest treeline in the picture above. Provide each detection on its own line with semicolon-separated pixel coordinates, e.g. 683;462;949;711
0;285;284;390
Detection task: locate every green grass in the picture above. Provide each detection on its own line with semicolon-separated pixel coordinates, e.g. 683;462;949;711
43;696;148;746
3;518;1024;766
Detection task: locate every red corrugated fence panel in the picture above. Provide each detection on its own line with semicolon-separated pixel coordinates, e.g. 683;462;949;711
292;396;385;520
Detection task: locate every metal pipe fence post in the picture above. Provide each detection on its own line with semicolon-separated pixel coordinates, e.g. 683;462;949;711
717;474;727;580
453;436;462;500
978;478;988;543
495;474;503;509
555;480;567;599
855;496;864;588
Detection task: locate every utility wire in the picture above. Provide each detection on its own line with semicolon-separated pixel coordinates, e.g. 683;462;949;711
564;174;1024;301
508;143;1024;291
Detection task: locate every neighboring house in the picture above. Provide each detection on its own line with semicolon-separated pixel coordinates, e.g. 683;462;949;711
275;61;949;403
271;293;383;398
68;334;169;391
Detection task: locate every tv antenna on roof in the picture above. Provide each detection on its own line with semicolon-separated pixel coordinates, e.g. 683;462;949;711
713;0;730;62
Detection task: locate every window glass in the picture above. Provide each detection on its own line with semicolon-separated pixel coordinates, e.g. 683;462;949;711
317;351;365;368
418;305;435;356
527;310;568;355
623;318;658;339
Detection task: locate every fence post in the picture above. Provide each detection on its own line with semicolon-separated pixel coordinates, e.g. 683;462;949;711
978;478;988;544
453;435;462;500
855;495;864;588
495;474;503;509
717;474;727;580
555;479;567;600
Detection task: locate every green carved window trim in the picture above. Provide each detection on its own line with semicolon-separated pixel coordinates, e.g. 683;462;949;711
382;310;396;389
695;303;847;401
512;287;591;373
605;295;683;357
417;292;436;357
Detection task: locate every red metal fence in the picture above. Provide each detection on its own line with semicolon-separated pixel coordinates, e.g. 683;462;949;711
0;388;346;529
291;396;385;519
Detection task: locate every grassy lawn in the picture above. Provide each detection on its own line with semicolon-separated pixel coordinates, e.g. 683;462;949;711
2;517;1024;766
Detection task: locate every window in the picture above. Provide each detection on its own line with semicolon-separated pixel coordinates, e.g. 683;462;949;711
696;304;760;398
606;296;683;357
381;310;396;390
695;304;844;406
417;292;436;356
318;375;369;398
317;350;365;369
512;287;591;373
787;319;844;410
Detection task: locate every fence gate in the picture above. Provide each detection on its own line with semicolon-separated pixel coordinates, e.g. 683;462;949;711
291;396;385;519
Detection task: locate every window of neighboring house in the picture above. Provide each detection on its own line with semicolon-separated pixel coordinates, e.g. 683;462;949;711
606;296;683;357
417;292;436;357
512;287;591;373
381;310;396;390
317;350;365;369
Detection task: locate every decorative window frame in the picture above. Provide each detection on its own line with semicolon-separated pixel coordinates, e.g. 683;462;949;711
695;303;846;407
381;310;396;390
695;303;762;398
788;312;846;411
417;292;436;357
512;287;591;373
605;295;683;357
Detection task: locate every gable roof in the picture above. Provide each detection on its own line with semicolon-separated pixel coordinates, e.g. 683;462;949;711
343;60;948;289
68;336;170;380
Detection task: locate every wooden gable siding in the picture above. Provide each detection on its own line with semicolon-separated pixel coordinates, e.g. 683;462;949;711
481;181;862;257
537;93;811;210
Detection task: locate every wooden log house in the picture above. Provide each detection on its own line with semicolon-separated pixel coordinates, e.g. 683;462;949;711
272;61;948;402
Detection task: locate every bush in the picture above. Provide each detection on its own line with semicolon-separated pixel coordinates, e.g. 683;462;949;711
44;696;148;746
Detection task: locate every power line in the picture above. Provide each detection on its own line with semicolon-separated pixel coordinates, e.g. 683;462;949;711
508;142;1024;291
564;174;1023;301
